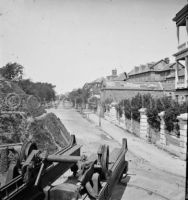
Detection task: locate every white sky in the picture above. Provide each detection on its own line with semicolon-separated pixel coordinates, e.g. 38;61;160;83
0;0;187;94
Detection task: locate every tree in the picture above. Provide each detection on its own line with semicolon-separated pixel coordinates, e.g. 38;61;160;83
68;88;83;106
0;62;23;81
18;79;56;102
82;87;90;104
119;94;186;133
122;99;132;120
131;93;142;122
68;87;91;107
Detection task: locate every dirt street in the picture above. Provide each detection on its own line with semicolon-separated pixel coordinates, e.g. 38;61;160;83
48;105;185;200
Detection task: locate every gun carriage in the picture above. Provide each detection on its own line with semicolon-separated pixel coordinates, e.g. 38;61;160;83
0;134;128;200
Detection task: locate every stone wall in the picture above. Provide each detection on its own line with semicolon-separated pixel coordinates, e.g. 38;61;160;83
139;108;148;140
124;117;140;137
148;126;160;144
166;134;180;146
177;113;188;160
105;106;186;159
101;89;165;103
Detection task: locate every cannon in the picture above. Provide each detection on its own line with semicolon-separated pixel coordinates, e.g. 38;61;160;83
0;136;128;200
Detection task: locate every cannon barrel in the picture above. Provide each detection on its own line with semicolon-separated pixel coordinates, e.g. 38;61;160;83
46;155;81;163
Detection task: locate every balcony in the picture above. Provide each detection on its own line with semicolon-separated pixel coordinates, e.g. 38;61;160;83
176;80;188;89
178;41;188;52
176;81;184;89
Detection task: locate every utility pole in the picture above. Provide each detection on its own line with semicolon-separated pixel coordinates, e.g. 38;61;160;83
98;85;103;127
99;110;101;127
98;100;102;127
130;99;133;134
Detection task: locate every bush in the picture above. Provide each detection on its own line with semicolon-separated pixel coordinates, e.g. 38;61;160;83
147;106;160;130
118;93;187;132
122;99;131;120
131;93;142;122
0;113;24;143
104;98;113;105
115;104;123;118
164;101;187;132
118;94;142;122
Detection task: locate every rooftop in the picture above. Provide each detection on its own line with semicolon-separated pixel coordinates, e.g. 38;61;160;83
113;72;127;81
102;80;165;91
128;61;184;76
173;4;188;26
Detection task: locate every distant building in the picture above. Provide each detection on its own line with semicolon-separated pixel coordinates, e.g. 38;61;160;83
106;69;118;81
95;4;188;104
100;58;186;103
83;77;105;97
173;3;188;102
84;69;121;98
101;80;168;103
113;72;128;81
127;58;184;84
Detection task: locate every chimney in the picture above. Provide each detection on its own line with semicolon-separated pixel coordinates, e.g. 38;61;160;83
112;69;117;76
164;57;170;64
141;65;146;72
135;66;139;72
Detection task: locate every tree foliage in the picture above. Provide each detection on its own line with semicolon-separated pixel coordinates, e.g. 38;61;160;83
118;93;187;132
120;93;142;122
122;99;132;120
131;93;142;121
0;114;24;143
68;88;83;106
103;98;113;112
0;62;23;81
68;87;91;106
0;62;57;144
0;63;56;102
18;79;56;102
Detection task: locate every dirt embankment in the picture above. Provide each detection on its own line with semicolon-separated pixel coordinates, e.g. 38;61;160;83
0;80;71;180
27;112;71;154
0;80;46;144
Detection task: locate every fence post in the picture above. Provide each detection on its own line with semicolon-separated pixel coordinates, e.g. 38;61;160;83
131;112;133;133
139;108;148;140
110;106;117;122
177;113;188;160
158;111;167;147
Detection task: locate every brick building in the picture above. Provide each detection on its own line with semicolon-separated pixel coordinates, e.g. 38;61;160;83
100;80;170;103
127;58;184;84
106;69;118;81
100;59;185;103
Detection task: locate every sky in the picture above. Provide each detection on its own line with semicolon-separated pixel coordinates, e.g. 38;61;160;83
0;0;187;94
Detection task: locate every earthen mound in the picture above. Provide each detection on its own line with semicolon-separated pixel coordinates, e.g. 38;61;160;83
27;112;71;154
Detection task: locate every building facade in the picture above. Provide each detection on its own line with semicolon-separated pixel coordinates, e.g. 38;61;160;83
128;59;184;84
173;4;188;102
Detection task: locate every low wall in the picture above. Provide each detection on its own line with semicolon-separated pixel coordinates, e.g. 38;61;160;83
124;117;140;137
166;133;180;146
105;108;184;159
148;127;160;144
105;107;183;156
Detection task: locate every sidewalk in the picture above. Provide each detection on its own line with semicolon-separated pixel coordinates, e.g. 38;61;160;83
84;111;185;177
